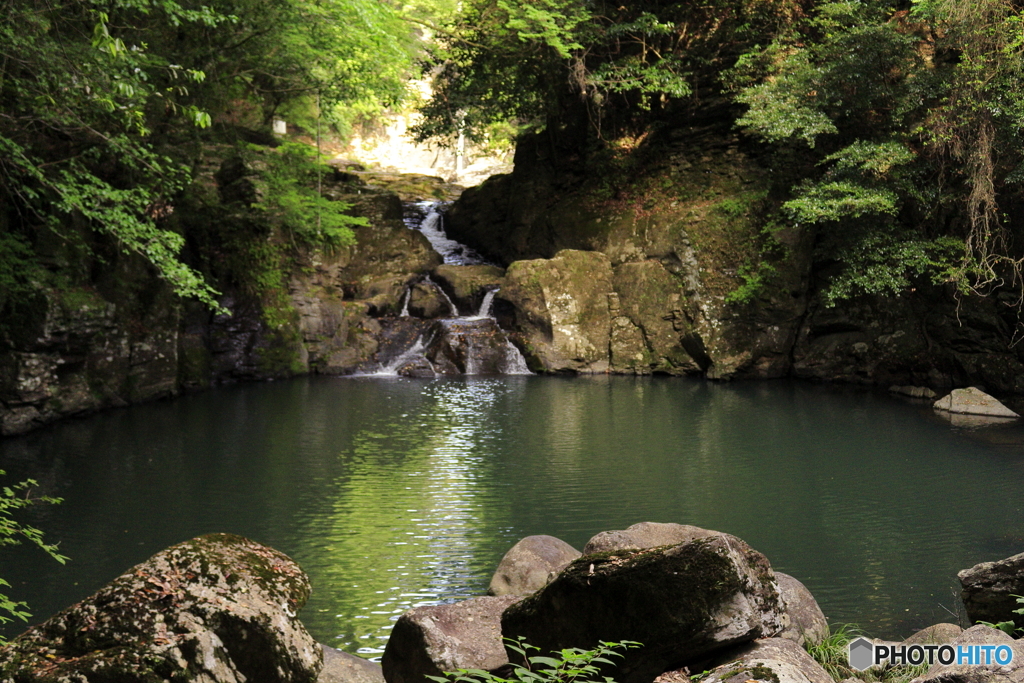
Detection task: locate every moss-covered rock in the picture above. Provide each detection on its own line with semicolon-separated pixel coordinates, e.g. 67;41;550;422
674;638;833;683
501;250;614;373
500;535;785;683
431;264;506;314
0;533;322;683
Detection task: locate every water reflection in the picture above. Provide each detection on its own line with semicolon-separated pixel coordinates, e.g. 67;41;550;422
1;376;1022;655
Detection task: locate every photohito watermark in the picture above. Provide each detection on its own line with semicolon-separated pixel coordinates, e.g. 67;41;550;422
848;637;1015;671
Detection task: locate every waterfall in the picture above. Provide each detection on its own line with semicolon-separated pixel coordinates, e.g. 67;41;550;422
356;201;531;377
399;287;412;317
476;288;498;318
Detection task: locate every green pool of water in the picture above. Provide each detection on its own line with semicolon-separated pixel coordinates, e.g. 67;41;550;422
2;376;1022;655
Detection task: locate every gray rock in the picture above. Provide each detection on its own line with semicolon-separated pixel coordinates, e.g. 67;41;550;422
775;572;829;647
934;387;1019;418
902;623;963;645
910;625;1024;683
501;250;614;373
676;638;834;683
501;534;785;683
959;552;1024;632
582;521;719;555
382;595;520;683
488;535;582;597
0;533;322;683
320;645;385;683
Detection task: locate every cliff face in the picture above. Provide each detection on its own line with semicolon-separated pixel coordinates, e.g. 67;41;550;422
445;126;1024;393
0;148;441;437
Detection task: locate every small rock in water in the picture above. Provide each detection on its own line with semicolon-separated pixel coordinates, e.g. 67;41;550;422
933;387;1019;418
889;385;937;399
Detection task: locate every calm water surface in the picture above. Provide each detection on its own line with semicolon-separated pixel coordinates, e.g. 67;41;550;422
1;376;1023;655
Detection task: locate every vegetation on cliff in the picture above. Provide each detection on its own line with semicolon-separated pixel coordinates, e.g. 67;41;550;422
416;0;1024;306
0;0;448;332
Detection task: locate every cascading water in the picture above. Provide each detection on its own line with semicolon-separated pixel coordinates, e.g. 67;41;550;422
365;202;530;377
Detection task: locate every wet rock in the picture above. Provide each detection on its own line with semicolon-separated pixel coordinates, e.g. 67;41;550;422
660;638;833;683
432;265;506;314
423;318;519;374
775;573;829;647
501;250;614;373
382;595;521;683
501;534;785;683
319;645;385;683
910;625;1024;683
959;551;1024;632
488;535;582;597
582;521;719;554
408;280;453;319
934;387;1020;418
0;533;321;683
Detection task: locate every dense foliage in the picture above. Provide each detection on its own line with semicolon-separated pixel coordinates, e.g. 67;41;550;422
0;0;434;319
417;0;1024;304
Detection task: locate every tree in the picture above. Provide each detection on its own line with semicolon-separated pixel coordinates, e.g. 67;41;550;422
0;471;66;642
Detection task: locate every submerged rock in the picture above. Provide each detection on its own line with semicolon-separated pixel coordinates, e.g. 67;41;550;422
0;533;321;683
501;534;784;683
933;387;1019;418
381;595;520;683
488;535;582;597
959;551;1024;632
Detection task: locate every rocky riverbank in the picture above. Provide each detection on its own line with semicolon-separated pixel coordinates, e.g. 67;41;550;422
2;524;1021;683
5;120;1024;437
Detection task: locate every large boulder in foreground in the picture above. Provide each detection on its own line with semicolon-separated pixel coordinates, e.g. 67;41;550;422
489;535;581;597
657;638;833;683
382;595;520;683
775;573;829;648
959;551;1024;632
0;533;321;683
501;535;785;683
910;625;1024;683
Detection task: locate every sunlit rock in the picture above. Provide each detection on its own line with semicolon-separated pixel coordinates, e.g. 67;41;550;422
0;533;321;683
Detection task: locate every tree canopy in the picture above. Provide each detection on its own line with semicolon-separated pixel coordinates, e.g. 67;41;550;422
415;0;1024;305
0;0;436;316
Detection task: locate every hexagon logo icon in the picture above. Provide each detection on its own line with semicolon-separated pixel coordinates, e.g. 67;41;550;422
849;637;875;671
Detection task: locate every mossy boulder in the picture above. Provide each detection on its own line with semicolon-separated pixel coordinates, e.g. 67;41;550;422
488;535;582;597
583;521;719;554
0;533;322;683
610;262;698;375
381;596;521;683
500;535;785;683
501;250;613;373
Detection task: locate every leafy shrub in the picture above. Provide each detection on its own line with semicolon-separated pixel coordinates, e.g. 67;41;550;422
427;638;641;683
